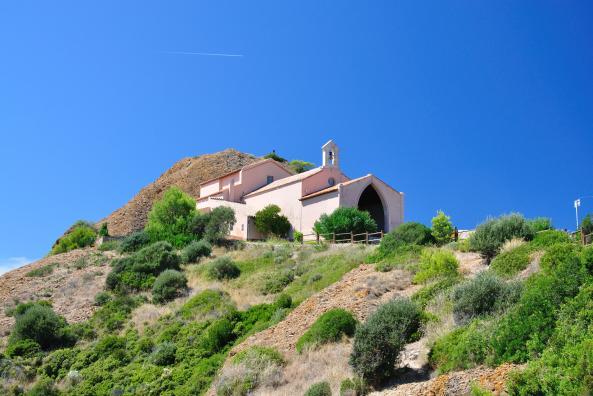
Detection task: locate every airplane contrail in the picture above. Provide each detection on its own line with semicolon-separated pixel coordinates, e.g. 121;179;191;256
164;51;244;57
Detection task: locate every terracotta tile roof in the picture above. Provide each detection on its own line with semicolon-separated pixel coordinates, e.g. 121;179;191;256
243;167;324;198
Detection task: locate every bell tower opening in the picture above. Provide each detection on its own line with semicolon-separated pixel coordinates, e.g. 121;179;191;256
322;139;339;168
358;185;385;231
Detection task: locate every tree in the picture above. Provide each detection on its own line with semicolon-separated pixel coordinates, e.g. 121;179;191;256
581;213;593;236
313;207;377;236
9;303;76;351
51;222;97;255
145;186;197;247
288;160;315;174
263;151;287;163
201;207;236;244
431;210;454;245
254;205;291;238
98;222;109;237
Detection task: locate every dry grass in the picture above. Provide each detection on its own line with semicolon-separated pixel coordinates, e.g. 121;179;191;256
500;238;525;253
255;341;354;396
130;303;174;334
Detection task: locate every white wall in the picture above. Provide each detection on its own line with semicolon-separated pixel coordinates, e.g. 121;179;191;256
301;191;341;235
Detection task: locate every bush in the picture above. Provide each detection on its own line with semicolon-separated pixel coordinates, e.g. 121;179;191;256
530;229;570;249
5;338;41;358
98;222;109;237
490;244;531;277
27;378;60;396
296;309;357;352
469;214;534;261
254;205;292;238
431;211;454;245
314;207;377;236
152;269;188;304
197;206;236;245
201;319;236;353
452;272;521;324
150;341;177;365
413;249;459;284
118;230;150;253
340;377;368;396
97;240;120;251
182;240;212;263
232;345;285;367
26;264;56;277
288;159;315;174
94;292;112;306
207;257;241;280
581;245;593;273
51;222;97;255
145;186;197;247
178;289;236;321
581;213;593;236
293;230;304;243
527;217;552;232
377;222;434;255
305;382;332;396
9;303;76;351
350;298;421;384
260;270;294;295
274;293;292;309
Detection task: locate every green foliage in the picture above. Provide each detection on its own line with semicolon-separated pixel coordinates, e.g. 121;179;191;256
181;240;212;263
468;213;534;261
507;281;593;395
340;377;368;396
90;295;140;332
263;151;287;163
178;289;236;320
97;240;120;252
314;207;377;236
27;378;60;396
581;213;593;236
431;211;454;245
145;186;197;247
490;243;586;363
413;248;459;284
369;244;422;272
259;270;294;294
581;245;593;273
150;341;177;366
288;159;315;174
207;257;241;280
26;263;57;277
51;222;97;255
192;206;237;245
254;205;291;238
530;229;571;249
350;298;421;384
375;222;433;259
429;319;493;373
452;272;521;324
152;269;188;304
93;292;111;306
411;276;460;308
118;230;150;253
98;222;109;237
296;309;357;352
293;230;304;243
490;244;531;277
5;338;41;358
305;381;332;396
9;303;76;351
232;346;285;366
107;241;180;292
527;217;552;232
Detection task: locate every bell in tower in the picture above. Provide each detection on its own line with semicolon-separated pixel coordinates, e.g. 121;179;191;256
322;140;339;168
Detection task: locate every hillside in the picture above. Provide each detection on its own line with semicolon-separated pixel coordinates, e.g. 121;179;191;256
102;149;258;236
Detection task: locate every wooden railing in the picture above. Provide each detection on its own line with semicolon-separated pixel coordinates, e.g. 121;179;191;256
300;230;384;245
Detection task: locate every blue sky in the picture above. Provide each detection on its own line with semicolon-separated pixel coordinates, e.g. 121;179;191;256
1;1;592;272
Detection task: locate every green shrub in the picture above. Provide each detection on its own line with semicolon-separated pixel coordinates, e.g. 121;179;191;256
93;292;111;306
373;222;434;260
27;378;60;396
150;341;177;365
182;239;212;263
232;345;285;367
274;293;292;309
179;289;236;320
305;381;332;396
191;206;236;245
429;319;493;373
5;338;41;358
254;205;292;238
288;159;315;174
490;244;531;277
413;248;459;284
98;222;109;237
340;377;368;396
51;222;97;255
263;151;287;162
581;245;593;273
9;303;76;351
314;207;377;236
431;211;454;245
118;230;150;253
527;217;552;232
200;319;236;354
97;240;120;251
411;276;460;308
90;295;141;332
368;244;422;271
296;309;357;352
530;229;570;248
350;298;421;384
145;186;197;247
207;257;241;280
294;230;304;243
152;269;188;304
452;272;521;324
469;214;534;261
26;264;56;277
581;213;593;236
260;270;294;294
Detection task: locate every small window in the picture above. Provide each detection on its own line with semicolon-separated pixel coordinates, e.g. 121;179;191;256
241;224;244;231
266;176;274;184
328;177;335;186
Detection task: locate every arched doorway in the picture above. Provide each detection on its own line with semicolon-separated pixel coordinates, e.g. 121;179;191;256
358;185;385;231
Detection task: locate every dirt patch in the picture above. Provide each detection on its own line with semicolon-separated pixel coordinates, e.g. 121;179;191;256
231;264;416;359
0;248;115;342
454;252;487;278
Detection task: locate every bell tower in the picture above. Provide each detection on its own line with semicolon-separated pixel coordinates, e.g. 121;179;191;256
322;140;339;168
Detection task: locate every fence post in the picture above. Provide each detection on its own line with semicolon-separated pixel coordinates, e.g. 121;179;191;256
365;232;369;244
380;230;384;240
454;227;459;242
351;231;354;244
332;233;336;244
582;231;587;245
316;233;320;244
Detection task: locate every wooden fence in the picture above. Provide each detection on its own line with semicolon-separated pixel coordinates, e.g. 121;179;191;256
300;230;384;245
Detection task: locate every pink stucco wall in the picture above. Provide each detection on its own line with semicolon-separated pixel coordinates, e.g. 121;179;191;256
301;190;341;234
243;180;303;232
235;161;292;201
301;167;348;197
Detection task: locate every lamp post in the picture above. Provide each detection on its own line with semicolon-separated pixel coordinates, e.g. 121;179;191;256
575;199;581;230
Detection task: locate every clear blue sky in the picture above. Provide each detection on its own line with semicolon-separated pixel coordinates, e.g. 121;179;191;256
1;1;592;272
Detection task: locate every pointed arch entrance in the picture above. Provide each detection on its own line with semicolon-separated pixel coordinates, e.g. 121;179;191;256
357;184;385;231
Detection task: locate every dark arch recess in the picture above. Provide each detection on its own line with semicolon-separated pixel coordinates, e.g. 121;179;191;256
358;185;385;231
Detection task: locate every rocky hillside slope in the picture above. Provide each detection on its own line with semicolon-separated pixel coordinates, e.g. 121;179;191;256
103;149;258;236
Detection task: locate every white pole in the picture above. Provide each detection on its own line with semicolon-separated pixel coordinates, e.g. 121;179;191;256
575;199;581;230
